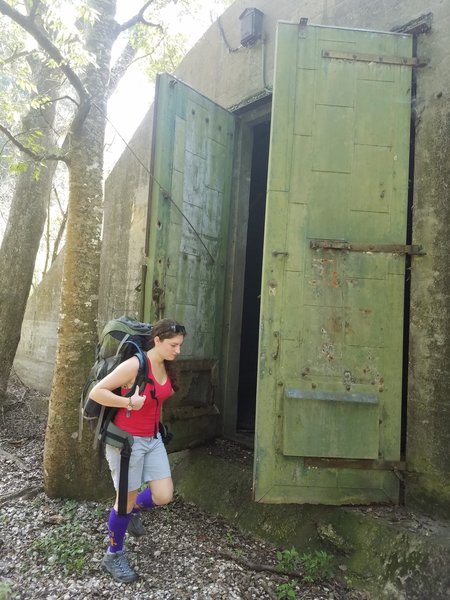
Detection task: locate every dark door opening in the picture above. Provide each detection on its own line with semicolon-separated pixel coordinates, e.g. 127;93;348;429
237;121;271;432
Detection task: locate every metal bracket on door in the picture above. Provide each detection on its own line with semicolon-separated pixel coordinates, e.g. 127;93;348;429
152;280;165;320
310;239;426;256
304;457;407;472
322;49;424;67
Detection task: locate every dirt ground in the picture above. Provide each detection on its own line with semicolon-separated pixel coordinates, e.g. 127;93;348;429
0;376;370;600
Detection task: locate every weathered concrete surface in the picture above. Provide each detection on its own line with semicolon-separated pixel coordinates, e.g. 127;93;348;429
97;110;155;327
405;8;450;520
171;444;450;600
406;81;450;519
14;253;63;393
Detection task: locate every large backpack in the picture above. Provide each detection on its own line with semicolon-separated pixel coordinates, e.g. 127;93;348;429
79;315;153;449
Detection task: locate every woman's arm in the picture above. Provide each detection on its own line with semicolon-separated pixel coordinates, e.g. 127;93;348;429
89;356;146;410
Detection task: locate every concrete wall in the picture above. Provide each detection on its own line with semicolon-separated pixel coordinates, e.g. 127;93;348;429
14;253;63;394
404;9;450;518
14;0;450;518
97;109;154;327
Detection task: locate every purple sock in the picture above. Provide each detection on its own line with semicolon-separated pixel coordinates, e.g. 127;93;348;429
107;508;132;553
133;487;156;513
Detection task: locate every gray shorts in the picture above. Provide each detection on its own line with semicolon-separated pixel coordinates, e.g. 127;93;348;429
105;433;171;492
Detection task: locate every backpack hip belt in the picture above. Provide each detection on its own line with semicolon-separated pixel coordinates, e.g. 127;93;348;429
104;421;134;516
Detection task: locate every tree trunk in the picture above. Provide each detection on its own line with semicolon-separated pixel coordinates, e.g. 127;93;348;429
0;61;57;407
43;0;118;500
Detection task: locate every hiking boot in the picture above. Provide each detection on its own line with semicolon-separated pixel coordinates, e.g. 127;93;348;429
101;550;139;583
128;512;145;538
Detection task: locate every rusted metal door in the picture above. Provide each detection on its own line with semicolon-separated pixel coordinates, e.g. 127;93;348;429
144;73;235;450
254;23;414;503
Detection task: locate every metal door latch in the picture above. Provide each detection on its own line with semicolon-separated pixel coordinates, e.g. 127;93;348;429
310;239;426;256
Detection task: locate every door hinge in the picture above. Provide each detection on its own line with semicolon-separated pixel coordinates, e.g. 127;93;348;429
152;280;165;319
272;331;280;360
391;12;433;36
304;457;407;472
322;49;425;67
310;239;426;256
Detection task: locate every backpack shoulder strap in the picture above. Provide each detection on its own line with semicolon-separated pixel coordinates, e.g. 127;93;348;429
122;346;149;398
115;333;131;355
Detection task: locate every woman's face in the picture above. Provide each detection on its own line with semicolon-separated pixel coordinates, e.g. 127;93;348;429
155;334;184;360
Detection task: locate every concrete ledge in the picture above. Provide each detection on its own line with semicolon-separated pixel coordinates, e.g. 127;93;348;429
170;443;450;599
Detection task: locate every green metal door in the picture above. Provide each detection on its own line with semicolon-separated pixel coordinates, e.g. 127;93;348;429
255;23;414;504
144;73;235;449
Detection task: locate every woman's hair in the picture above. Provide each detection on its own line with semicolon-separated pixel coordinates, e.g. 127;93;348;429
120;319;185;391
146;318;186;391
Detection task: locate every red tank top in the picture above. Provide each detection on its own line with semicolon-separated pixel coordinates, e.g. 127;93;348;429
113;357;173;437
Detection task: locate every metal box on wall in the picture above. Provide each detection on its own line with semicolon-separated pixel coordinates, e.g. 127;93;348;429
239;8;264;47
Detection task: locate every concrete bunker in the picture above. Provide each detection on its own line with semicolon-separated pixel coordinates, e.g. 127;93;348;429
14;0;450;523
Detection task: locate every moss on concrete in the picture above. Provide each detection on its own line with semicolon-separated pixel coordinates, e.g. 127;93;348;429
171;447;333;550
171;447;450;599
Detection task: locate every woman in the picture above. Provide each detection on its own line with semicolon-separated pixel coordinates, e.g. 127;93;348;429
90;318;186;583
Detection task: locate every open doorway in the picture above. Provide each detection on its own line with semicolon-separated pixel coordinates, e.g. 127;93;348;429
236;121;271;433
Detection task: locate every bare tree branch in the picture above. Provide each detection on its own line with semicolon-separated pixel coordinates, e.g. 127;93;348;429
52;183;65;216
2;46;37;65
108;2;166;97
28;0;42;21
51;194;67;265
112;35;165;77
0;123;69;164
117;0;160;33
38;94;79;109
130;47;161;66
140;18;164;31
0;446;29;471
108;41;138;98
43;189;51;274
0;485;44;507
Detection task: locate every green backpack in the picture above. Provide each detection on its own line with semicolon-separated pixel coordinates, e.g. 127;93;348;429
79;315;153;448
79;316;155;514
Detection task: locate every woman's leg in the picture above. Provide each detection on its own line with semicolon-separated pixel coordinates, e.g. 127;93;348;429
128;436;172;538
108;490;139;552
102;490;140;583
138;433;173;509
102;441;147;582
149;476;174;505
128;477;173;538
133;476;173;510
133;486;154;511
